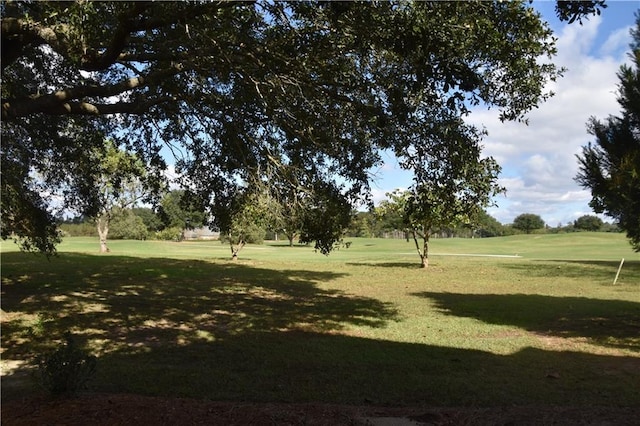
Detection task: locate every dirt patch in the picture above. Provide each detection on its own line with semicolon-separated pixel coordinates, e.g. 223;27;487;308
2;393;639;425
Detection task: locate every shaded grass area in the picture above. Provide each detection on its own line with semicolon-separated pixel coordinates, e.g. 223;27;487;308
1;253;397;358
414;292;640;352
504;259;640;286
93;333;639;406
1;245;639;408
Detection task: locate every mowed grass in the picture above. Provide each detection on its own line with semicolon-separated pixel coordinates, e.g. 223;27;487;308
1;233;639;407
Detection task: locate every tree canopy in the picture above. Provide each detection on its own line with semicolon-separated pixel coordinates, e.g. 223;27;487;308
574;215;604;232
159;190;206;231
1;1;603;253
512;213;546;234
576;13;640;251
377;138;502;268
91;140;147;252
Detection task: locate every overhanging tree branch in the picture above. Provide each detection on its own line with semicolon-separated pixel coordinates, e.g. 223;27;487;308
1;1;602;255
2;63;183;120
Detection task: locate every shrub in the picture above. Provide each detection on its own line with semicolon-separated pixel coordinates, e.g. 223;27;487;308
38;332;97;396
109;210;148;240
155;226;184;241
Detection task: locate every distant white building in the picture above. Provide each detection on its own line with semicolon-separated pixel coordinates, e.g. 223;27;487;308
183;228;220;240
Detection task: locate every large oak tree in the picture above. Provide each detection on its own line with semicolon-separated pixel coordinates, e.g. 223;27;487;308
1;1;605;253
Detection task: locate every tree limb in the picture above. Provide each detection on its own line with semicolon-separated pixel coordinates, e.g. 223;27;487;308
2;63;183;120
1;17;71;70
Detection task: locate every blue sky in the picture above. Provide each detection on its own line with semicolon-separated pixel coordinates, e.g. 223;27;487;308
370;1;638;226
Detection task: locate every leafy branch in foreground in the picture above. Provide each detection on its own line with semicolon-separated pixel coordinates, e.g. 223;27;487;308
1;1;598;254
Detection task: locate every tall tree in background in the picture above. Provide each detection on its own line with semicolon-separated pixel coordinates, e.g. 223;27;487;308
1;1;603;254
92;141;147;253
576;14;640;251
573;215;604;231
474;210;506;237
401;114;504;267
264;169;308;248
220;186;273;260
159;190;206;231
512;213;546;234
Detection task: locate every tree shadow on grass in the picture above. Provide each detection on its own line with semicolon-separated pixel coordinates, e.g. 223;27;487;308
501;259;640;285
8;331;638;409
3;252;639;410
412;292;640;352
346;262;421;269
0;252;399;363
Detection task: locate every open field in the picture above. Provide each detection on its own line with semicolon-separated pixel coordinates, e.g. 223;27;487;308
1;233;639;422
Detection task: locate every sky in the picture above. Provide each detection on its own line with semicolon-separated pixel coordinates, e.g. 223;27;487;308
369;1;639;226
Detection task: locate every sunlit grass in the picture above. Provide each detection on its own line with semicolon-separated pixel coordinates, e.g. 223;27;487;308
1;234;638;406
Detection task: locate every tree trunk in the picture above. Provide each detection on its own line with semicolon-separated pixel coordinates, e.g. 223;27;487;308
411;228;429;268
97;216;110;253
230;238;245;260
421;235;429;268
283;230;296;247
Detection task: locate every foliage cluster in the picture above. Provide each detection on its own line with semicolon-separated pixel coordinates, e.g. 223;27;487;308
511;213;546;234
59;221;96;237
38;332;97;396
2;0;602;255
60;189;206;243
574;215;605;231
155;227;185;242
107;208;148;240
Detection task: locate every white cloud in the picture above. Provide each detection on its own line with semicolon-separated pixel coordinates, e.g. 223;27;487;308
599;25;633;57
554;13;601;62
465;13;632;225
370;188;393;206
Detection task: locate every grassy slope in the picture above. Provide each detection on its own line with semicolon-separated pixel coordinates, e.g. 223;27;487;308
1;233;638;406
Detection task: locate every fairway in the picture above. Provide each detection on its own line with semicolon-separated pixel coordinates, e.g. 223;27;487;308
1;233;639;411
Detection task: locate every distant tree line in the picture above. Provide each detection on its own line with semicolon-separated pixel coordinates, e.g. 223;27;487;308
345;209;506;240
505;213;619;235
345;211;619;239
61;195;621;245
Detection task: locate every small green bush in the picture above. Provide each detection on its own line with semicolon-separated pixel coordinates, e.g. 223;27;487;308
109;210;149;240
155;226;184;241
38;332;97;396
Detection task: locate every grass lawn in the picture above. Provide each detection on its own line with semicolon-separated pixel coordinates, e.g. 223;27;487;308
1;233;639;408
